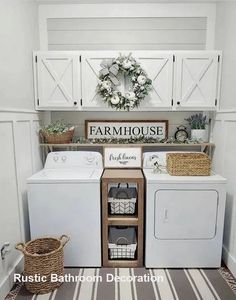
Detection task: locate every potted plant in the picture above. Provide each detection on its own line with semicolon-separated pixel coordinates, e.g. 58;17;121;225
185;113;208;142
40;120;75;144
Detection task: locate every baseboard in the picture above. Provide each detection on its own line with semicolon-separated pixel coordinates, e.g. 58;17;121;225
0;255;23;300
223;245;236;278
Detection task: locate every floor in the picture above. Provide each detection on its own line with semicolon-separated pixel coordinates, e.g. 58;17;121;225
6;267;236;300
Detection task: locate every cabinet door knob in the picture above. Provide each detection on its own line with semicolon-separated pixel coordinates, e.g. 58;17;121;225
74;101;77;105
177;101;181;105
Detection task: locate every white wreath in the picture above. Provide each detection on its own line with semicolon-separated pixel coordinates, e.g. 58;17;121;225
97;53;152;111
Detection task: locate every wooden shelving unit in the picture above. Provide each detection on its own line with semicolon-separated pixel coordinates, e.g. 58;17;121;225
40;142;215;162
102;169;144;267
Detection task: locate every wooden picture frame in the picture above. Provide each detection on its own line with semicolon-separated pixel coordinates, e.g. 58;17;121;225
85;120;169;140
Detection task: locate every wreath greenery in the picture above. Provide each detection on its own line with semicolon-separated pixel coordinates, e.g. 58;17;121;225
97;54;152;111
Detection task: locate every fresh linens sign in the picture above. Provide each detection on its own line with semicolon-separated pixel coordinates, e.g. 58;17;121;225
104;147;142;168
85;120;168;139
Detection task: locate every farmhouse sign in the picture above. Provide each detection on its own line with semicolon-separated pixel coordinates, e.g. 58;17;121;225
85;120;168;140
104;147;142;168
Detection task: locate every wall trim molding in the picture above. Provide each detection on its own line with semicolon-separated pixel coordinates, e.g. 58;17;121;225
215;112;236;122
0;108;38;114
223;245;236;278
217;109;236;114
38;3;216;50
0;256;23;300
0;111;42;298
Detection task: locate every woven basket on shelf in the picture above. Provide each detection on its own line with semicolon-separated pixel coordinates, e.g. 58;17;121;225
167;152;211;176
40;129;74;144
15;235;69;294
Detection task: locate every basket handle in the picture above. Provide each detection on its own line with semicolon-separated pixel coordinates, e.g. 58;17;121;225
117;183;129;188
116;237;129;245
15;243;26;254
115;190;129;199
59;235;70;247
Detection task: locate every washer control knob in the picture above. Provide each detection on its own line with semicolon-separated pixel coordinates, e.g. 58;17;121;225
53;156;59;162
61;156;67;162
86;156;95;163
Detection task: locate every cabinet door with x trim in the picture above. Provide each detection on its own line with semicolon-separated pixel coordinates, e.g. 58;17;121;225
35;52;80;110
174;52;220;109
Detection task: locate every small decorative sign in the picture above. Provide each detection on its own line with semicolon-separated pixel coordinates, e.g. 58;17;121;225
104;147;142;168
85;120;168;140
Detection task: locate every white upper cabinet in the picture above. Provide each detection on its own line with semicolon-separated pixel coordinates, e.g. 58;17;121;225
33;50;221;111
81;52;118;110
134;52;173;110
34;52;81;110
173;51;221;110
81;51;174;110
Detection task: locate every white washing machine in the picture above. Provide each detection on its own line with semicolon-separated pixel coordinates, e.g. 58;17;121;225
143;152;227;268
27;151;103;267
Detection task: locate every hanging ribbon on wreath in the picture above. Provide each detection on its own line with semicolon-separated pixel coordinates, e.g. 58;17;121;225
99;59;120;86
97;53;152;111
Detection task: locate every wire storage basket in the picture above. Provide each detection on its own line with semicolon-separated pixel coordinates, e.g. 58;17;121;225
167;152;211;176
108;183;137;215
108;227;137;259
15;235;69;294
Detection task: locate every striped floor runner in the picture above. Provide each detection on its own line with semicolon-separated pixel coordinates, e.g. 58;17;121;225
7;268;236;300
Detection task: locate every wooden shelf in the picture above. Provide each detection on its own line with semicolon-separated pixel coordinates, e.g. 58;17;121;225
104;259;139;268
108;215;138;226
40;142;214;148
40;143;214;163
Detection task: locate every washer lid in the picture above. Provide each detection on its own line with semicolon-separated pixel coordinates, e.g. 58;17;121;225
27;168;103;183
143;169;227;184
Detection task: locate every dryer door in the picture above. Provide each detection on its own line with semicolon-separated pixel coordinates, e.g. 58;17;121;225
154;190;218;240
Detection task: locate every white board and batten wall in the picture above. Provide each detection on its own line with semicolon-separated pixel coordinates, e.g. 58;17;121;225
0;1;41;299
212;1;236;278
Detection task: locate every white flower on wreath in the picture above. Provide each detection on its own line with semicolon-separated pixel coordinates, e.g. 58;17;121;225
101;80;112;90
110;93;120;105
129;100;135;109
137;75;147;85
126;91;136;101
122;59;132;69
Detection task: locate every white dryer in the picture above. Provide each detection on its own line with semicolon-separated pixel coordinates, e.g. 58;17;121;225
143;152;226;268
27;151;103;267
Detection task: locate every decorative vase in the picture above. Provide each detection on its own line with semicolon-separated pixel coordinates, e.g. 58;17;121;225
191;129;208;142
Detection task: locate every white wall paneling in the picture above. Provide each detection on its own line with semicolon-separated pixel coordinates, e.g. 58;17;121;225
0;111;42;300
212;112;236;277
39;3;216;50
215;2;236;112
47;17;207;51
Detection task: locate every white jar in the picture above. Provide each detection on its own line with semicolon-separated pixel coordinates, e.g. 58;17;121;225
191;129;208;142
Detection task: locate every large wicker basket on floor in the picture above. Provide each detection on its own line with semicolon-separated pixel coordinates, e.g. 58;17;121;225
167;152;211;176
15;235;69;294
40;129;74;144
